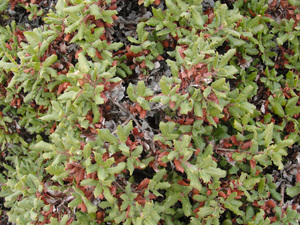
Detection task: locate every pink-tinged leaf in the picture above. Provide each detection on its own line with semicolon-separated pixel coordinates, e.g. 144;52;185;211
249;158;256;169
169;100;176;109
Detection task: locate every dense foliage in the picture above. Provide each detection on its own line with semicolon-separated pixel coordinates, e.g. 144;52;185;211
0;0;300;224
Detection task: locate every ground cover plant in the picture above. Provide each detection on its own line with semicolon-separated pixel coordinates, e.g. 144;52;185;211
0;0;300;224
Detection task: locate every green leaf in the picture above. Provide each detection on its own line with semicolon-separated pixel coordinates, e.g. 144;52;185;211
83;143;91;159
245;206;255;222
271;151;284;170
285;96;300;117
106;162;126;174
233;120;243;132
181;196;192;217
137;96;150;110
58;90;79;100
218;49;236;69
211;78;230;92
152;7;164;20
162;192;180;210
136;81;147;96
194;101;203;117
132;145;143;157
89;4;102;19
205;167;226;179
243;177;261;189
32;141;53;151
64;4;85;13
94;94;105;104
160;78;171;95
39;114;57;122
43;54;57;67
24;31;40;47
198;206;214;218
287;0;300;6
100;10;117;24
127;83;137;101
274;139;293;152
106;42;124;51
78;53;91;73
83;197;97;214
272;102;285;117
180;100;193;114
264;122;274;147
68;196;82;208
117;121;133;142
130;45;143;53
165;0;179;13
286;183;300;197
190;8;204;29
224;193;243;216
185;168;202;191
80;179;98;186
0;61;18;71
98;129;118;144
45;164;64;176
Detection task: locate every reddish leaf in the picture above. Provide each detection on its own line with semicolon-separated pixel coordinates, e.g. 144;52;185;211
78;202;87;212
64;33;71;42
49;123;56;134
223;142;233;147
184;118;194;125
138;178;150;190
96;211;105;221
213;116;219;124
5;43;12;50
75;168;85;183
266;199;276;208
156;55;164;61
174;159;184;173
296;169;300;183
241;140;252;150
269;216;278;223
169;100;176;109
140;61;146;68
148;192;156;199
231;135;239;145
208;92;219;104
125;206;131;218
157;151;168;167
108;3;117;10
75;49;82;59
218;191;227;198
161;40;169;48
66;217;74;225
195;148;201;155
177;180;189;186
249;158;256;169
112;15;119;21
65;163;74;170
139;109;147;119
135;195;146;206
